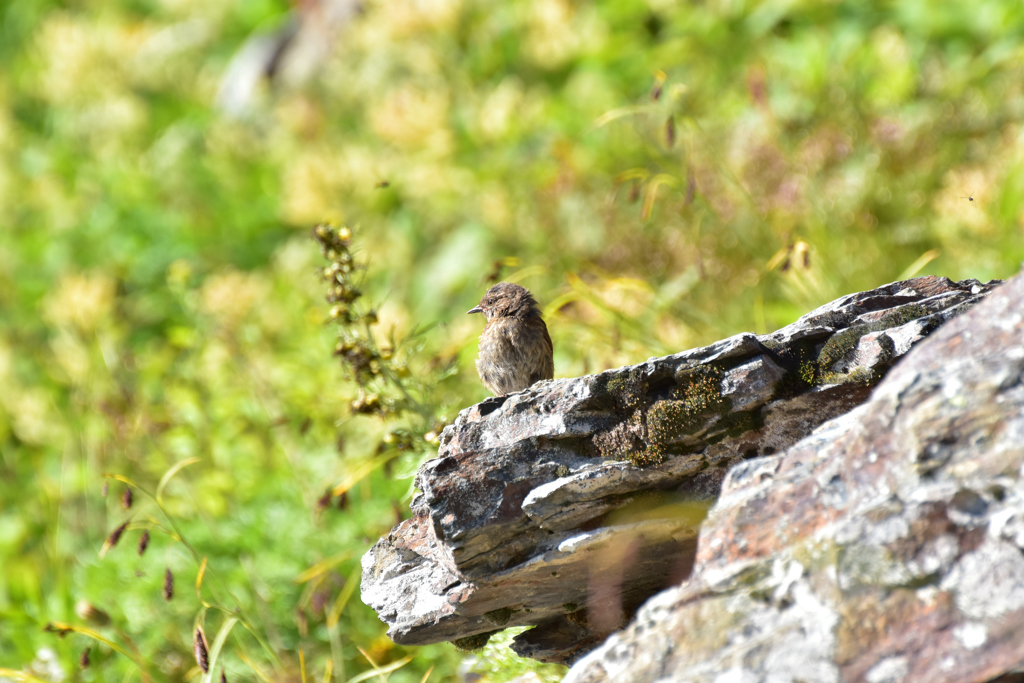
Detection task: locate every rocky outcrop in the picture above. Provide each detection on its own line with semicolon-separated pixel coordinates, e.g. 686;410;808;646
360;275;1002;666
565;268;1024;683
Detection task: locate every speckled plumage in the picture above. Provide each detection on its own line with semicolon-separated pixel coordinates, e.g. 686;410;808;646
468;282;554;396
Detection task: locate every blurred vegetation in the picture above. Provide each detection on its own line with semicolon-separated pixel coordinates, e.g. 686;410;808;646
1;0;1023;680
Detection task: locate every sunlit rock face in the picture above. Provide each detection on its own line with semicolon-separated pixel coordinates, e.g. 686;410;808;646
360;275;1004;666
566;269;1024;683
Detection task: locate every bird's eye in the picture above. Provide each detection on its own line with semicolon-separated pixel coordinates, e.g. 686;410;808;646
485;298;494;304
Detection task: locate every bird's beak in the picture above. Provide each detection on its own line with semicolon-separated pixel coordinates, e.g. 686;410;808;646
467;306;483;315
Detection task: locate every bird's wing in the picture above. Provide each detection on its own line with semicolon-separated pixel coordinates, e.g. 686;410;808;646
539;319;554;380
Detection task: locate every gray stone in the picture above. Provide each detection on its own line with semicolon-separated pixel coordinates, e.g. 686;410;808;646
565;268;1024;682
358;275;1004;666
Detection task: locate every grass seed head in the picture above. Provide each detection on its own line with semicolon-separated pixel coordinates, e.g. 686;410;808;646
194;626;210;673
101;521;129;556
75;600;112;626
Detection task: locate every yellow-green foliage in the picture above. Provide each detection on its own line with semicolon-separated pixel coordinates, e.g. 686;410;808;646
458;628;568;681
2;0;1024;680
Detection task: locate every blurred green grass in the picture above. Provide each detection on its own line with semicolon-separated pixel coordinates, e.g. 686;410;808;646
1;0;1023;680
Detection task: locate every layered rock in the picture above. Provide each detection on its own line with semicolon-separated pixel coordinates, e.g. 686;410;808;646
360;275;1001;665
566;268;1024;683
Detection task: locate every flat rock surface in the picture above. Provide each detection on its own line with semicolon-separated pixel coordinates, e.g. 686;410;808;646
359;276;1001;664
565;269;1024;683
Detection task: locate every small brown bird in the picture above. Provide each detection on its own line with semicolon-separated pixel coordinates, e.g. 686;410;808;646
468;282;554;396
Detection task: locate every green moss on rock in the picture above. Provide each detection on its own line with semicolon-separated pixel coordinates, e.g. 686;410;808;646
878;303;928;327
818;302;930;371
799;360;817;385
606;370;648;412
817;327;864;369
818;367;873;386
628;444;667;468
647;400;693;443
482;607;513;626
452;631;498;651
646;366;731;445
